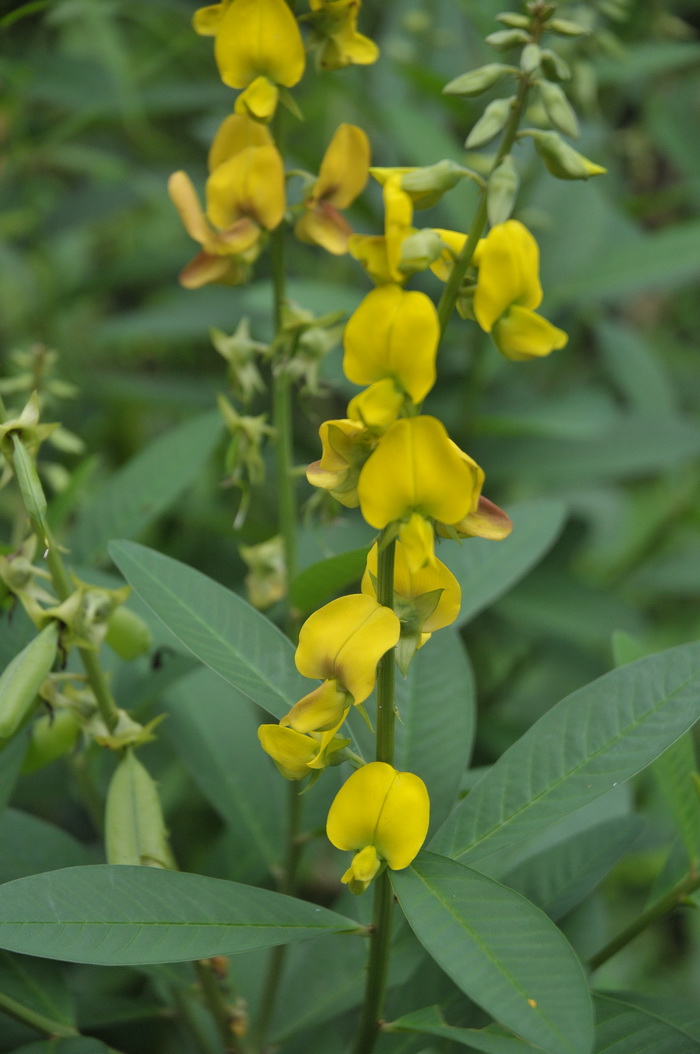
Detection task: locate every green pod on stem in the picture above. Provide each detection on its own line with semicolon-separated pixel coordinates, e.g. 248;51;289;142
23;707;81;773
0;622;59;740
105;748;176;869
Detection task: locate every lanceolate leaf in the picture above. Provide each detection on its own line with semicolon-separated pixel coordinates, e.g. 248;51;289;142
593;993;700;1053
109;541;307;718
0;866;359;965
289;548;370;615
388;1004;543;1052
431;642;700;865
392;852;594;1054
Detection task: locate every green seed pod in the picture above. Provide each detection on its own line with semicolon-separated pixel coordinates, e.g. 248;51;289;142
0;622;59;740
105;606;154;661
539;79;580;139
465;97;513;149
521;43;541;74
485;29;530;50
23;708;81;773
487;155;520;226
529;130;606;180
105;749;176;869
540;49;571;82
443;63;514;98
547;17;589;36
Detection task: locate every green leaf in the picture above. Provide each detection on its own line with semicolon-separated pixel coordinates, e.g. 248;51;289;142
165;667;284;881
503;816;644;921
442;499;567;627
11;1041;110;1054
0;735;28;819
0;866;358;965
593;993;700;1053
289;547;370;615
392;853;594;1054
0;809;92;884
652;735;700;866
431;641;700;865
596;321;678;419
68;412;223;562
389;1005;541;1052
0;951;75;1032
108;541;307;718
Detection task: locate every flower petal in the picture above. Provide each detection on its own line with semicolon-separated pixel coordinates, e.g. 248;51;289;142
473;220;542;332
214;0;305;89
314;124;370;209
208;113;273;171
206;145;285;231
492;304;568;361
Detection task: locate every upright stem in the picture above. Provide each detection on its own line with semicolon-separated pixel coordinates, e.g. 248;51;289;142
352;533;396;1054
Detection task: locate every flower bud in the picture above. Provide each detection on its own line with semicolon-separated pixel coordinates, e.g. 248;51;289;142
485;28;529;50
495;13;530;29
0;622;58;740
105;749;176;868
539;80;579;139
442;63;513;98
9;434;48;547
548;17;589;36
528;130;606;180
520;43;541;74
540;49;571;82
487;155;519;227
465;97;513;149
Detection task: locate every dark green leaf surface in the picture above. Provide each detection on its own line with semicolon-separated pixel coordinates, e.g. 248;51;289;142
593;993;700;1053
0;810;92;884
389;1005;542;1052
289;547;369;615
0;866;358;965
652;735;700;866
68;412;222;562
12;1040;109;1054
443;499;567;627
431;642;700;864
0;951;75;1030
0;735;28;819
109;541;307;718
392;853;593;1054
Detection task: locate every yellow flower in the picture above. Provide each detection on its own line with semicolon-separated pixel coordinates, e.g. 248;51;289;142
295;124;371;254
437;494;513;541
357;417;484;569
362;540;461;638
258;721;348;780
305;418;376;507
348;175;415;284
294;594;400;706
168;118;285;289
281;679;351;733
347;379;406;431
343;284;439;404
473;221;568;361
196;0;305;118
307;0;379;71
326;761;430;893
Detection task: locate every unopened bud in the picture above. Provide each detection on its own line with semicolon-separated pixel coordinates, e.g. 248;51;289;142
400;160;473;208
398;228;445;273
528;130;606;180
548;17;589;36
465;97;513;149
485;28;529;50
105;606;154;660
539;80;579;139
487;155;519;226
0;622;58;740
521;43;541;74
540;49;571;82
105;749;176;869
443;63;514;97
10;435;48;548
495;12;530;29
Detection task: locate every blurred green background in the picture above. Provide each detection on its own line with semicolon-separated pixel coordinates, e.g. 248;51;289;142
2;0;700;1027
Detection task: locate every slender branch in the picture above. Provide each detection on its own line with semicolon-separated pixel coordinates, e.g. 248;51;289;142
588;867;700;972
351;532;397;1054
0;989;78;1039
194;960;244;1054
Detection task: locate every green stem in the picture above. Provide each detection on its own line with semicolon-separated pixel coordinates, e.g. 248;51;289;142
272;358;297;592
194;960;243;1054
588;867;700;972
351;532;397;1054
43;532;121;732
436;72;532;343
0;990;78;1039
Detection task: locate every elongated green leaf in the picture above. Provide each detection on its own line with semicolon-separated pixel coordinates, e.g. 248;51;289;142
0;809;92;884
0;866;358;965
289;547;369;615
431;641;700;865
593;993;700;1053
392;853;593;1054
389;1005;541;1053
503;816;644;921
442;499;567;627
0;951;74;1032
109;542;307;718
68;412;222;562
165;667;284;880
653;736;700;865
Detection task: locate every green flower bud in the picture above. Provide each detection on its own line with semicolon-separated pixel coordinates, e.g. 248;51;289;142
10;434;48;548
485;28;529;50
539;79;580;139
23;708;81;773
105;606;154;660
398;228;445;273
105;749;176;869
521;43;541;74
465;97;513;149
487;155;520;226
547;17;589;36
0;622;58;740
527;130;606;180
400;160;476;208
540;49;571;82
443;63;514;97
495;13;530;29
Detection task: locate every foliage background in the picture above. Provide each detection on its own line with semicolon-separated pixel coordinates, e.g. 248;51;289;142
2;0;700;1049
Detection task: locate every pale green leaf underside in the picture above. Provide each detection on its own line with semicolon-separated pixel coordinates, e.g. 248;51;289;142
0;866;358;965
593;993;700;1053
